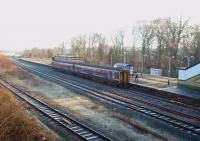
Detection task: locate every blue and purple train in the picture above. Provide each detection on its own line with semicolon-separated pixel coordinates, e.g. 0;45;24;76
52;56;130;86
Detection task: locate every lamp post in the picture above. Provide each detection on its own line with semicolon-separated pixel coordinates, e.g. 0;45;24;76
110;53;113;67
185;56;194;67
168;56;174;77
141;54;147;77
62;41;65;55
120;52;127;64
123;52;126;64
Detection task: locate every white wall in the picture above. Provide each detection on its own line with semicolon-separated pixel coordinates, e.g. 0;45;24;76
150;68;162;76
178;62;200;80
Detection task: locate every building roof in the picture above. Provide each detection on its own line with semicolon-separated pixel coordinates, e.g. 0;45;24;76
179;60;200;70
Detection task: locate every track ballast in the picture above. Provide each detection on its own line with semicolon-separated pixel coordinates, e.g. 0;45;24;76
16;61;200;137
0;78;112;141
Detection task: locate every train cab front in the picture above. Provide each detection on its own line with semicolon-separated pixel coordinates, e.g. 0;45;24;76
120;69;130;88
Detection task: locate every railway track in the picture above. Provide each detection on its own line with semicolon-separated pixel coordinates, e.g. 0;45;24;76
17;61;200;137
18;59;200;112
107;88;200;122
0;78;112;141
125;88;200;112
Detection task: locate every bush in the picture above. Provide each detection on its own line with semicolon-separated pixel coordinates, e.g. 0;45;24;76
0;87;58;141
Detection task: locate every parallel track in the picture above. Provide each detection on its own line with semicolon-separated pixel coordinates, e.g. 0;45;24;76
19;59;200;112
107;89;200;122
0;78;112;141
17;62;200;136
125;88;200;112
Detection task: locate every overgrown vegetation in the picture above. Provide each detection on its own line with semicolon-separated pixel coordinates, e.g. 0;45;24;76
0;55;60;141
0;87;59;141
0;55;37;80
0;55;16;74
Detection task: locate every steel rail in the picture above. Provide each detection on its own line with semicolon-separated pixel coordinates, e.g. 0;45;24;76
18;59;200;112
17;62;200;136
0;78;112;141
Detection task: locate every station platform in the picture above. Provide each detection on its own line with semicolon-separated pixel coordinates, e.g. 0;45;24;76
160;86;200;100
130;81;200;101
131;72;200;100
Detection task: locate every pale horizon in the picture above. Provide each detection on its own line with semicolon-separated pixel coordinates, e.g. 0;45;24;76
0;0;200;52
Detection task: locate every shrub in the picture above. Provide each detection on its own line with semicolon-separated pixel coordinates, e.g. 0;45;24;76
0;87;59;141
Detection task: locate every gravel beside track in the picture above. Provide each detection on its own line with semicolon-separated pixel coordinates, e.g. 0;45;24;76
0;78;112;141
16;59;200;137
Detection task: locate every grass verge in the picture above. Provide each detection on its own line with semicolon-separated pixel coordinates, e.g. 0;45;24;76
0;86;60;141
0;55;61;141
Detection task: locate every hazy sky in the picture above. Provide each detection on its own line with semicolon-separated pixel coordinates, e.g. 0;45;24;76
0;0;200;52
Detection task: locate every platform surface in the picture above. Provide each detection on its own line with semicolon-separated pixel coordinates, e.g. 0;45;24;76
160;86;200;100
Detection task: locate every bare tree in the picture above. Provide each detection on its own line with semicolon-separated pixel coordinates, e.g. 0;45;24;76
22;17;200;77
136;21;155;70
152;18;169;68
191;25;200;61
71;35;87;57
111;31;125;64
166;18;189;70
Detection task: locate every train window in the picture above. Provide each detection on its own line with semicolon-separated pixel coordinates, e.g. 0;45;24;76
112;72;115;79
108;71;112;79
115;72;119;79
114;63;134;75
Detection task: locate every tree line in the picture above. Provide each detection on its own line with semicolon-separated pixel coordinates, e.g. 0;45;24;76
23;17;200;77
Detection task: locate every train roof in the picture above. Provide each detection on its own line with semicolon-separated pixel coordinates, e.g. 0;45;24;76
114;63;134;67
53;55;84;58
53;60;124;71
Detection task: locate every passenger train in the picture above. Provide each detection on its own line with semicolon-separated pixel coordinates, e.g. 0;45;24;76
52;56;130;86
